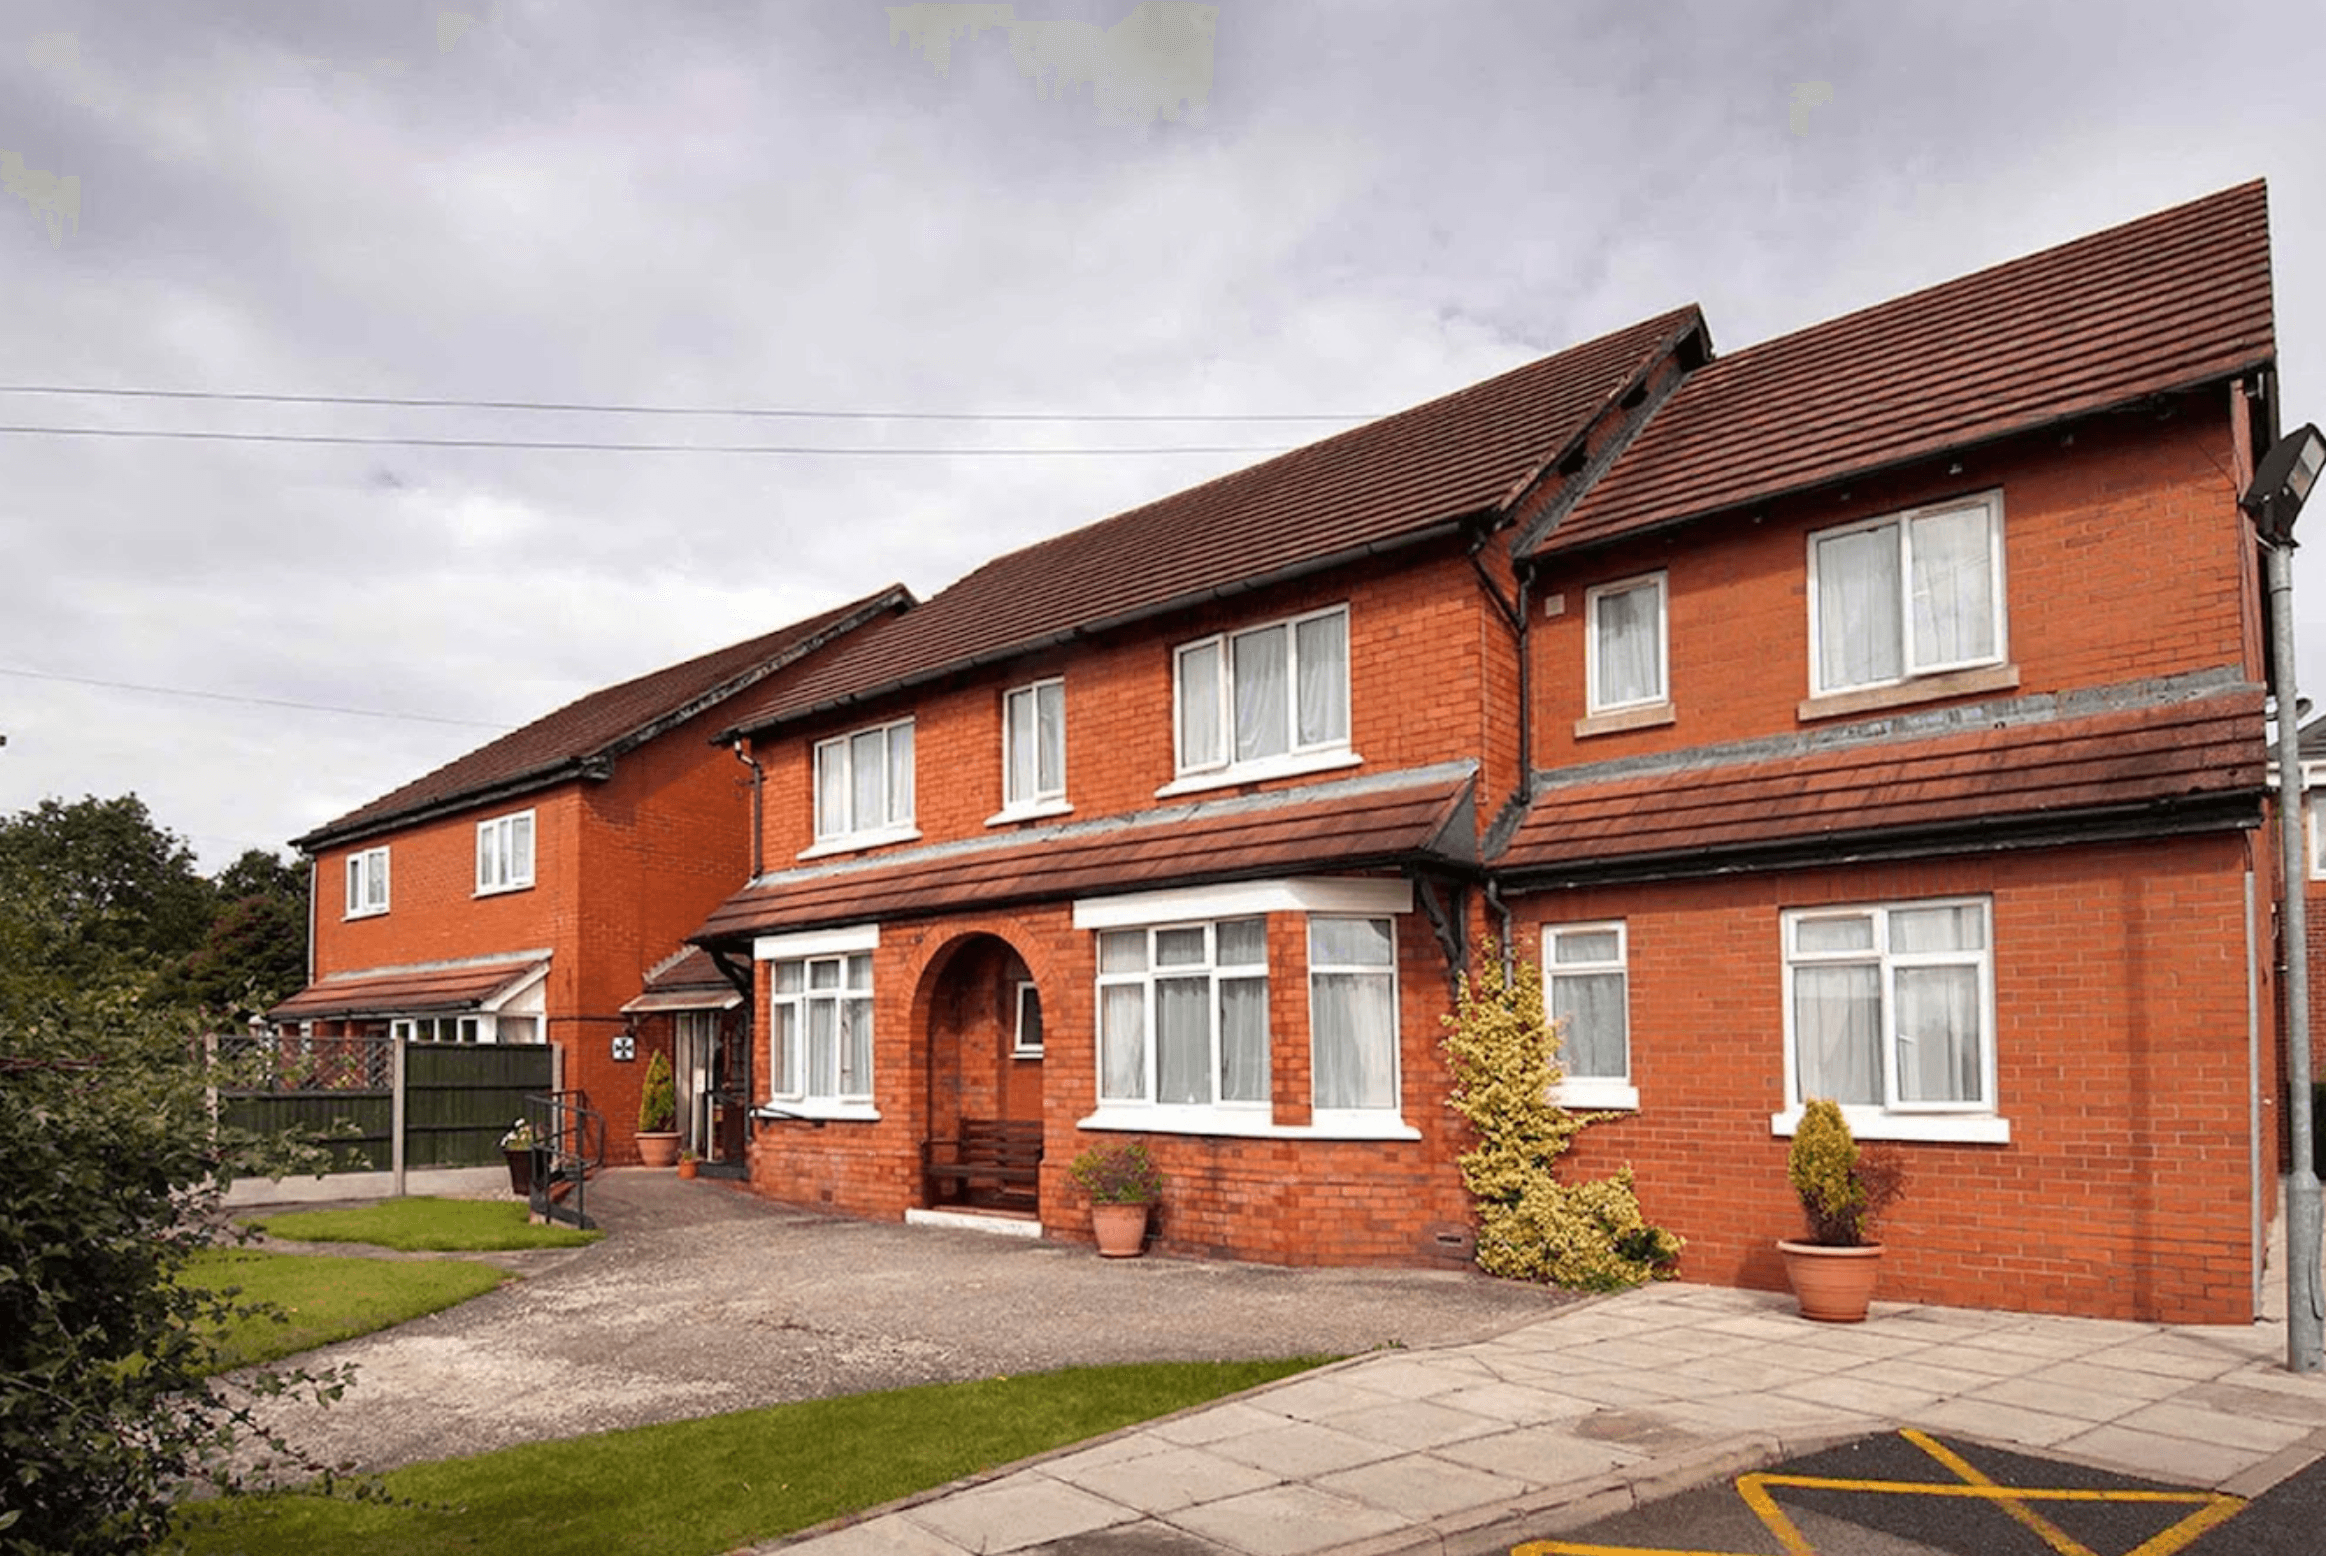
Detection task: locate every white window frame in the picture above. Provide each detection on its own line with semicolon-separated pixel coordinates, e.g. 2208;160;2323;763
1584;574;1669;715
390;1014;486;1044
2305;765;2326;880
994;677;1070;823
345;847;389;918
1544;921;1637;1110
1095;917;1271;1124
1163;603;1356;795
475;809;536;895
768;951;877;1115
807;717;917;855
1307;915;1402;1118
1806;491;2007;697
1013;980;1044;1057
1775;896;2007;1144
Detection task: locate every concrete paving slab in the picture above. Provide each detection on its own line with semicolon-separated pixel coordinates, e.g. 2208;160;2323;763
1049;1444;1282;1515
2050;1422;2277;1488
796;1511;975;1555
1534;1369;1710;1408
1962;1373;2153;1424
1148;1400;1296;1448
2017;1357;2205;1402
1327;1353;1498;1399
1911;1395;2096;1448
1311;1450;1535;1518
2187;1378;2326;1426
1930;1342;2056;1377
2086;1336;2259;1380
1202;1419;1405;1480
1426;1379;1601;1423
1433;1422;1643;1486
1774;1372;1945;1418
1313;1396;1508;1451
1242;1376;1401;1423
1663;1349;1820;1394
2113;1399;2315;1455
901;1472;1139;1553
1163;1483;1412;1556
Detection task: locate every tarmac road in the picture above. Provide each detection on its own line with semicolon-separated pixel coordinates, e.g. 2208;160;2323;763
230;1168;1583;1479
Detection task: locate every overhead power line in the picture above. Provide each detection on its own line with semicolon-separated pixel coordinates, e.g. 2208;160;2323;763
0;666;515;730
0;383;1381;424
0;424;1296;455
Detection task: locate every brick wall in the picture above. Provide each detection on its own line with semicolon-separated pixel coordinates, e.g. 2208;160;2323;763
1510;834;2264;1324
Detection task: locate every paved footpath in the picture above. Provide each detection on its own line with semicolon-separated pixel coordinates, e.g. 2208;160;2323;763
762;1257;2326;1556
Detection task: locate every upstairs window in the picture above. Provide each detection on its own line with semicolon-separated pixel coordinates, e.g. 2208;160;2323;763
1809;493;2005;695
1096;918;1270;1109
1174;605;1349;779
475;810;535;894
1002;679;1066;813
345;847;389;918
1585;575;1667;713
813;719;915;844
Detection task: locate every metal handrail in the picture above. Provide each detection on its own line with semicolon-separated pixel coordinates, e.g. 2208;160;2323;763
523;1089;604;1230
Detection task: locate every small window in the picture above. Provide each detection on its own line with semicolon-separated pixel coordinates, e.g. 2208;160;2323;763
1585;575;1667;713
1783;897;1994;1116
1002;679;1066;811
391;1015;485;1043
345;847;389;918
1013;981;1044;1057
1809;493;2005;695
475;810;535;894
1545;923;1629;1083
1309;916;1398;1111
1173;605;1349;778
813;719;915;844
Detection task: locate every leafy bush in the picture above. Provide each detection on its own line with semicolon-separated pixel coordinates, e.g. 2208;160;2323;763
1787;1098;1906;1246
1441;945;1681;1290
1069;1141;1163;1205
637;1049;677;1133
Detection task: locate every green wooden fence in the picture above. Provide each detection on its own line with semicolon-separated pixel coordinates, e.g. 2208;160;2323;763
219;1040;555;1171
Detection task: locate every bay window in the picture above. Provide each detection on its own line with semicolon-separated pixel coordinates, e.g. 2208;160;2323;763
1097;918;1269;1109
769;952;874;1105
1309;916;1398;1111
1809;493;2005;695
1172;605;1350;783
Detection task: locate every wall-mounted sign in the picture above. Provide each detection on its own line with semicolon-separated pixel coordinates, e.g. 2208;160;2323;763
612;1033;636;1062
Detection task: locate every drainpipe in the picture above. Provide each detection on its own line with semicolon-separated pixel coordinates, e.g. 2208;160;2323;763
732;739;764;881
1483;878;1516;986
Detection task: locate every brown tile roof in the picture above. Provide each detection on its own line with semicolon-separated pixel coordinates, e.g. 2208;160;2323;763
693;765;1478;942
719;308;1706;736
622;945;742;1012
1532;182;2276;558
297;585;911;849
1496;688;2263;884
266;955;547;1021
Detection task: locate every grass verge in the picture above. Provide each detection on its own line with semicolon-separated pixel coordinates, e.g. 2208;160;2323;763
246;1196;602;1251
183;1248;510;1373
173;1356;1331;1556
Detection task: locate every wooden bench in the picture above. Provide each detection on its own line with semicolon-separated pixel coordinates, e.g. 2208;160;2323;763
924;1118;1043;1212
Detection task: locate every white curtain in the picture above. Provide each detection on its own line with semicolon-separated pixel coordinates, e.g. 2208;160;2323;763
886;724;914;825
1233;625;1289;761
1794;963;1880;1103
771;1002;797;1095
1156;976;1209;1104
1006;688;1038;802
807;998;837;1097
816;743;848;835
1816;525;1903;690
1295;612;1347;746
1594;585;1661;707
1895;965;1980;1102
1099;983;1146;1100
1035;680;1064;794
1177;642;1223;768
1551;971;1626;1079
1218;976;1268;1102
1312;971;1395;1109
840;994;872;1098
1908;507;1994;668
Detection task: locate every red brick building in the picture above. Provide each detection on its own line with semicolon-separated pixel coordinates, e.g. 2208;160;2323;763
269;587;906;1165
687;181;2293;1323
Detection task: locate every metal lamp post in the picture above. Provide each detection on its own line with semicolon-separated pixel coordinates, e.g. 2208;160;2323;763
2245;421;2326;1372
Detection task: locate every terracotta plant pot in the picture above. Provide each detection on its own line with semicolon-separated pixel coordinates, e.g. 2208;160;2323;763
504;1148;533;1197
677;1158;699;1180
1091;1202;1151;1257
1778;1239;1884;1323
635;1131;681;1169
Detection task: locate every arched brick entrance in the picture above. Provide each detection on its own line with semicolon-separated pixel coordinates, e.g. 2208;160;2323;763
916;930;1047;1215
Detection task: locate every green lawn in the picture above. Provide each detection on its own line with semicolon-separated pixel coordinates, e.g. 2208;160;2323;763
246;1196;602;1251
173;1357;1331;1556
182;1248;510;1373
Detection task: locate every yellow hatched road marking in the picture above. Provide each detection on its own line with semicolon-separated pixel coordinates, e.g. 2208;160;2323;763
1509;1429;2251;1556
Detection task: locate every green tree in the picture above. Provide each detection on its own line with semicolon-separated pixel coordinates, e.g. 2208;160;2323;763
164;849;310;1024
0;794;213;983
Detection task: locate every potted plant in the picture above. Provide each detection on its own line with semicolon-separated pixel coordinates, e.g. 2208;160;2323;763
498;1117;537;1196
636;1049;681;1168
1778;1098;1906;1322
677;1149;700;1181
1069;1140;1162;1257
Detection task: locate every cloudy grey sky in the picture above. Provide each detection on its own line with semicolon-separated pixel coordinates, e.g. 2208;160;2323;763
3;1;2322;870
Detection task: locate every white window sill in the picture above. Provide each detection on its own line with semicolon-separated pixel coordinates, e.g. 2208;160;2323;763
758;1100;882;1123
985;799;1073;828
1156;748;1361;799
1574;703;1674;740
1012;1046;1045;1060
473;881;534;899
1552;1080;1639;1111
1078;1105;1421;1141
1770;1106;2010;1145
797;826;922;862
344;907;388;921
1797;662;2019;723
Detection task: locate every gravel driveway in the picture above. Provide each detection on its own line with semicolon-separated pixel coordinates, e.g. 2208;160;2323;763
240;1168;1583;1475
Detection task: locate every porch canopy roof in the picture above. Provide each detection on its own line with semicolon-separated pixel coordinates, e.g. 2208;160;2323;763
266;954;549;1022
1497;682;2264;888
692;763;1479;945
620;946;742;1014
